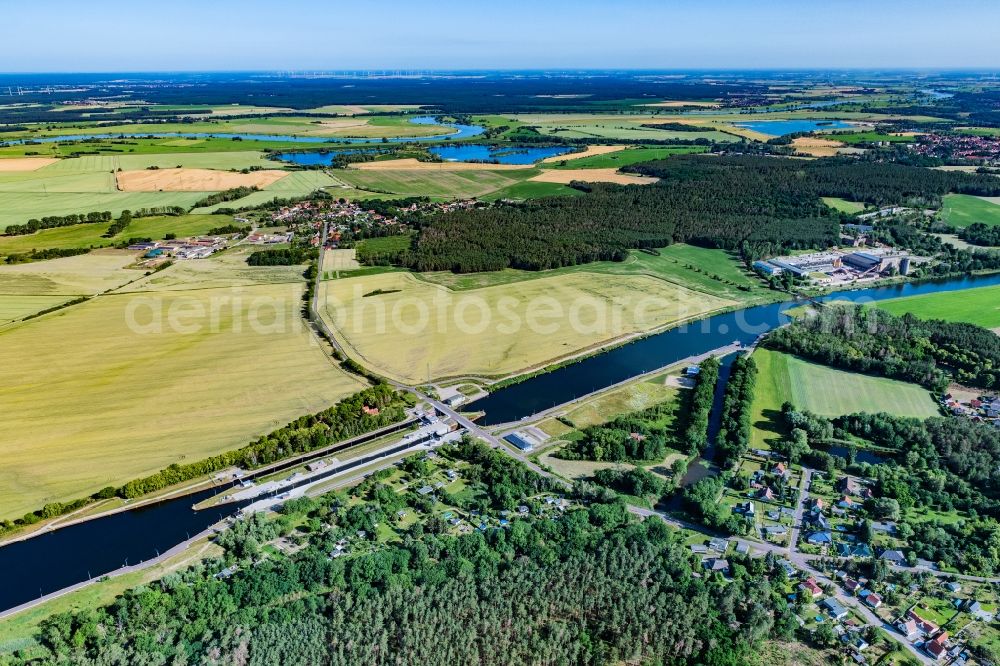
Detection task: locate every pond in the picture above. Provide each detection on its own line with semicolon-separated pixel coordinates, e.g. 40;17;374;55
734;119;855;136
822;444;887;466
273;148;383;166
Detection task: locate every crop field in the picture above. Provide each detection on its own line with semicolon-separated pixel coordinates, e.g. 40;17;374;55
822;131;916;144
0;214;233;255
115;168;289;192
876;283;1000;328
417;244;775;304
334;167;529;198
0;157;59;172
319;270;735;383
0;295;74;324
535;122;731;142
118;246;307;292
529;168;659;185
548;145;707;169
191;171;345;212
0;190;208;231
750;349;939;447
940;194;1000;228
0;137;309;159
0;281;364;520
41;151;279;172
0;251;139;295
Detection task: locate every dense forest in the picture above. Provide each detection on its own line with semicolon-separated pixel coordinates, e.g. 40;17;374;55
960;222;1000;247
25;439;798;666
764;304;1000;391
393;155;1000;273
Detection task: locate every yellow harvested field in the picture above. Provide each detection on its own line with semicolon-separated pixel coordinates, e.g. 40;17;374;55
351;158;531;171
0;157;60;172
792;137;847;157
117;246;306;292
319;271;734;383
0;282;364;520
0;251;139;295
115;168;290;192
541;145;626;163
530;168;659;185
322;249;361;272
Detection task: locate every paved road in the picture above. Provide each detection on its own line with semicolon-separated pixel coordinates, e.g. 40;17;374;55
788;467;813;551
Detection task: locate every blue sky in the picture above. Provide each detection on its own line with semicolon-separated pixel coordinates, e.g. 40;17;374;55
3;0;999;72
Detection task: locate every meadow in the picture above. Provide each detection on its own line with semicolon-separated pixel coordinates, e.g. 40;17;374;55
749;349;940;447
548;145;707;169
940;194;1000;228
876;283;1000;329
821;197;866;214
319;270;735;383
0;278;364;520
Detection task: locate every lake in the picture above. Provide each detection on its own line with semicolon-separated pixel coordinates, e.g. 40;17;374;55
274;148;383;166
735;120;854;136
428;144;574;164
0;116;485;147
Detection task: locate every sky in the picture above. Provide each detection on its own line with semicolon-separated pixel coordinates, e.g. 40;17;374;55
3;0;1000;72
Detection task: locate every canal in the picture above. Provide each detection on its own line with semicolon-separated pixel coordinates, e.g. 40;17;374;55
3;271;1000;613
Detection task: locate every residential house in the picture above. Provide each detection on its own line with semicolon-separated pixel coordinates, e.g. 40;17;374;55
703;558;731;573
944;582;962;594
735;542;750;555
862;592;882;609
880;549;907;565
966;600;995;622
837;496;856;510
709;537;729;553
837;477;861;495
821;597;849;620
925;632;948;661
807;531;833;546
690;544;709;555
765;525;788;538
800;578;823;598
896;618;919;639
844;577;861;594
757;487;775;501
906;609;939;637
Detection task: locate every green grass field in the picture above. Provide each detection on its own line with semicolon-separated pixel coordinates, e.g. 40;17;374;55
482;180;583;200
0;214;234;255
536;123;731;142
940;194;1000;228
876;284;1000;328
0;279;364;521
750;349;939;447
821;131;914;144
549;146;707;169
821;197;866;214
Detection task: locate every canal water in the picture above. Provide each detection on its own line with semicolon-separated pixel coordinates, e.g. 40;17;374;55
0;116;485;147
3;271;1000;613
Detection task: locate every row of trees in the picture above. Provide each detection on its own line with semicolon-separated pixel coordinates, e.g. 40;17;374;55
717;354;758;467
192;185;260;209
246;247;316;266
685;356;721;454
4;210;112;236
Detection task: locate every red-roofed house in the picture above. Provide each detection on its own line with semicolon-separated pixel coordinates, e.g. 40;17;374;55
800;577;823;598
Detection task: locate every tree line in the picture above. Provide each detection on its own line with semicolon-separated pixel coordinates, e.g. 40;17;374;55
717;353;757;467
764;304;1000;392
685;356;721;454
